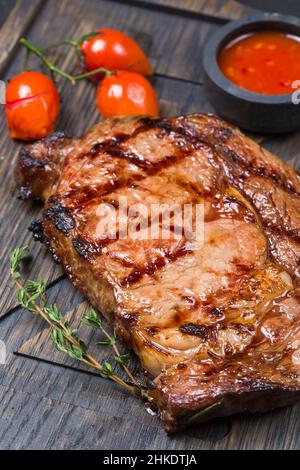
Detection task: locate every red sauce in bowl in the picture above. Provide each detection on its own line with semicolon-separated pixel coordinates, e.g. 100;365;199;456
218;31;300;95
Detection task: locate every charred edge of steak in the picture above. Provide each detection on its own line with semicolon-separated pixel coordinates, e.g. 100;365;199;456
19;131;66;169
28;219;61;263
44;130;66;143
18;185;32;200
46;202;75;236
28;220;45;243
19;148;48;170
48;244;61;264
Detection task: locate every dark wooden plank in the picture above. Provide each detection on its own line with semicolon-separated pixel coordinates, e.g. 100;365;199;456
238;0;300;17
0;0;44;75
226;407;300;450
263;132;300;168
0;0;16;28
0;383;231;449
134;0;254;20
0;1;71;317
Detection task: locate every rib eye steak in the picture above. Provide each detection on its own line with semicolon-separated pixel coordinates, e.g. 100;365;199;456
17;114;300;432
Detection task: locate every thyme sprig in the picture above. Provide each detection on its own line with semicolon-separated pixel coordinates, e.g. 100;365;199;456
82;308;136;385
10;247;145;396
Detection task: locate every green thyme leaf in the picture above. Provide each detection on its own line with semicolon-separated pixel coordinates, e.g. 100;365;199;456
111;329;117;344
96;339;112;346
51;329;65;351
78;339;87;354
26;279;46;295
101;361;113;378
44;304;63;323
81;308;102;329
97;330;117;346
67;343;83;360
17;287;28;307
10;246;28;278
70;330;87;354
114;354;130;366
24;279;46;308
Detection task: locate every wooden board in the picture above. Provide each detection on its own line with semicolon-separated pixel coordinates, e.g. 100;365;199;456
0;0;44;76
135;0;255;20
1;0;300;450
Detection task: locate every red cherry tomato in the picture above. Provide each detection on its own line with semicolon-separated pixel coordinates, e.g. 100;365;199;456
96;71;159;118
5;71;60;141
81;29;153;80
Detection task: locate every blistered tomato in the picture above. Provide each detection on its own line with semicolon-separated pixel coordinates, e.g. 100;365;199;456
81;29;153;80
96;71;159;117
5;71;60;140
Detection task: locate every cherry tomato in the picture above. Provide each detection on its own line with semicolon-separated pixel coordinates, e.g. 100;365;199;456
96;71;159;118
5;71;60;141
81;29;153;79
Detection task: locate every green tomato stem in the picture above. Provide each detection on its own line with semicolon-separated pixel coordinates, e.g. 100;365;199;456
73;68;115;81
20;37;115;85
20;38;76;84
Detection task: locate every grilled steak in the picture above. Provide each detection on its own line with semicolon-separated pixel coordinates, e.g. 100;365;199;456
17;114;300;432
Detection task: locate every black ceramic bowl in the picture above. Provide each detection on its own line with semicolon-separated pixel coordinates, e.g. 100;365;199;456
203;13;300;134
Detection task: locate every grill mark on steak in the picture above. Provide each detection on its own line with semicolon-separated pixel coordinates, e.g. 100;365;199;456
91;137;154;170
131;116;300;198
67;122;213;211
90;133;199;172
64;177;125;211
117;192;258;287
121;242;192;287
67;117;275;224
220;146;300;197
65;151;197;211
72;235;103;262
66;186;259;284
268;225;300;244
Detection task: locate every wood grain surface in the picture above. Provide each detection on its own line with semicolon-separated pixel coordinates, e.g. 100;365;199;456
0;0;44;76
135;0;254;20
0;0;300;450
